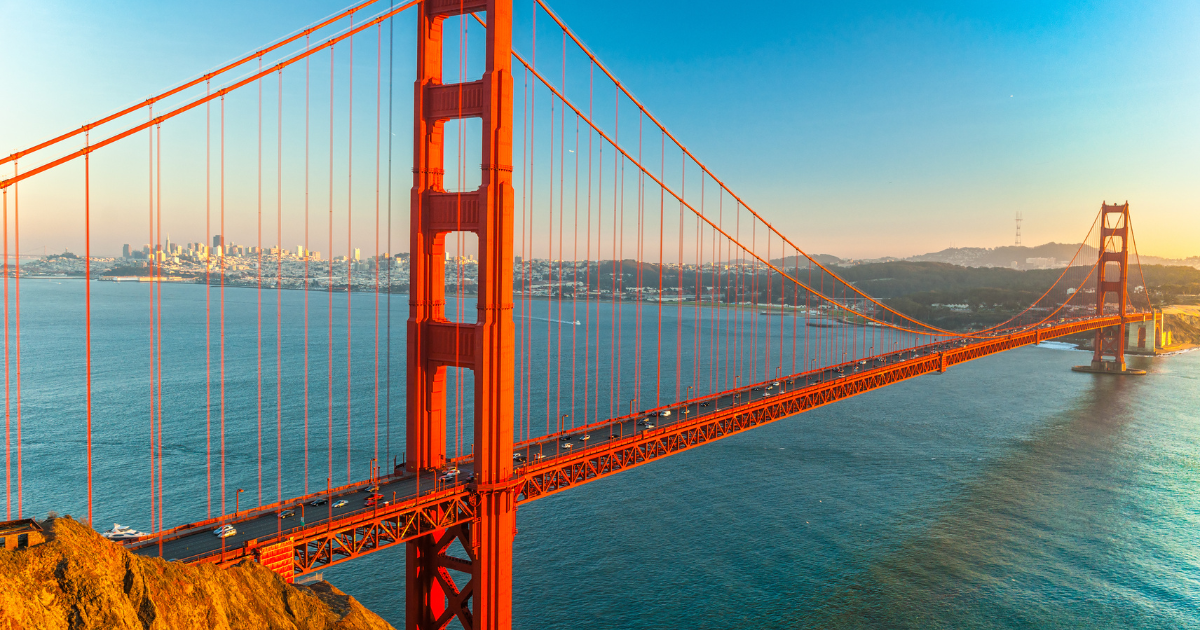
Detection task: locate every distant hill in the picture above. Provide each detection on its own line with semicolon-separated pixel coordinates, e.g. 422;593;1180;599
806;243;1200;271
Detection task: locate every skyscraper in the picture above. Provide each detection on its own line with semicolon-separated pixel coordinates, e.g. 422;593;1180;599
213;234;223;248
122;244;131;258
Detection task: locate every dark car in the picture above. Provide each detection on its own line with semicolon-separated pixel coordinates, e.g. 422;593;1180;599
278;509;296;519
308;498;327;507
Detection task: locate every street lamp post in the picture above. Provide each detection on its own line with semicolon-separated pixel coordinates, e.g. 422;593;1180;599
235;488;244;515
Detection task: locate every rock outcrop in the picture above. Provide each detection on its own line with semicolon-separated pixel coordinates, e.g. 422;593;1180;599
0;517;395;630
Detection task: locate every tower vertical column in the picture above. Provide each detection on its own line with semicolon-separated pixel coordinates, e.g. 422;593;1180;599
406;4;450;629
1090;202;1130;371
472;0;516;627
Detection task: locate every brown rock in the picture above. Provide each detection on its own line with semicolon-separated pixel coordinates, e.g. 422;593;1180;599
0;517;395;630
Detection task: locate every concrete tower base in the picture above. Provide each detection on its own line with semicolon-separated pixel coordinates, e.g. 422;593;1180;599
1071;360;1147;375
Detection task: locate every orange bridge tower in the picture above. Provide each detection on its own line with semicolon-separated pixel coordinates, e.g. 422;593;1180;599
407;0;516;628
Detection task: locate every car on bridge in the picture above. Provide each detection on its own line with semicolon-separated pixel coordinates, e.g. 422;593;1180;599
213;524;236;539
278;509;295;519
333;499;349;508
308;498;327;507
364;493;385;506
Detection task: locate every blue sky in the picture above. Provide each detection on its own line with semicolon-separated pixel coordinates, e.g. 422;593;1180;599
1;0;1196;258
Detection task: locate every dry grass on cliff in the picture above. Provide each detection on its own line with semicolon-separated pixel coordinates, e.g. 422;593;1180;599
0;517;395;630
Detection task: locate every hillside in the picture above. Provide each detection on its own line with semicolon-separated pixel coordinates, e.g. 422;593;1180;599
824;262;1200;331
0;517;394;630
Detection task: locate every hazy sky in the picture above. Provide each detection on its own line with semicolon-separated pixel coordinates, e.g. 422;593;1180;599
1;0;1197;258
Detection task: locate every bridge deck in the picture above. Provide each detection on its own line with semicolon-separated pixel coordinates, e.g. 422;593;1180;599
130;313;1149;577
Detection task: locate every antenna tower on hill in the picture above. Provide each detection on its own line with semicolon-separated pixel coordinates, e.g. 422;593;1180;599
1015;212;1023;246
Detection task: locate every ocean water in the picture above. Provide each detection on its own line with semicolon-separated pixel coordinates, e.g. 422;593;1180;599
6;280;1199;628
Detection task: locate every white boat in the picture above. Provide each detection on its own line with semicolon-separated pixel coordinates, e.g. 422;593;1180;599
102;523;148;540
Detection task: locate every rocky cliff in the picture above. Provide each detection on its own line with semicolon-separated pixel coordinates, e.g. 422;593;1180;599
0;517;395;630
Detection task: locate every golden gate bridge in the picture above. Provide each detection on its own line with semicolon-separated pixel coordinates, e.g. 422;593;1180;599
0;0;1158;628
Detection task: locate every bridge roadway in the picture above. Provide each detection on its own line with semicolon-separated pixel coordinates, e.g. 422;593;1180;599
127;313;1150;576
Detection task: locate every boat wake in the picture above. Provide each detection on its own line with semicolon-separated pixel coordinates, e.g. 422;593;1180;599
527;316;582;326
1034;341;1086;352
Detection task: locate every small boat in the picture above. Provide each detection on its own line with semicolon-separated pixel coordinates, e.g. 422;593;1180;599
102;523;148;540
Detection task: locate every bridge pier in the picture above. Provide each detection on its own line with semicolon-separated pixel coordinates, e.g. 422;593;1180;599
408;0;516;628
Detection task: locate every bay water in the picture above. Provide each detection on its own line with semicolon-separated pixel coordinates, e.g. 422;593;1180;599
6;279;1198;628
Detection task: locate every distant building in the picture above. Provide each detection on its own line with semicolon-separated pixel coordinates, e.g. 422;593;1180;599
122;244;131;258
213;235;223;248
353;248;361;261
1026;257;1057;269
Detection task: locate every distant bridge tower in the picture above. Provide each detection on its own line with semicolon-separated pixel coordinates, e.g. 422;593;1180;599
407;0;516;627
1086;202;1132;372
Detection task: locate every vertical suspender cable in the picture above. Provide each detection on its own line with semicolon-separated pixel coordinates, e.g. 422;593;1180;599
11;170;19;519
148;121;157;528
155;125;164;530
347;20;354;484
257;59;264;507
3;179;9;520
85;131;93;525
220;96;227;516
374;21;381;478
328;45;335;488
656;133;663;409
205;83;212;519
277;68;284;503
304;35;312;494
386;7;394;467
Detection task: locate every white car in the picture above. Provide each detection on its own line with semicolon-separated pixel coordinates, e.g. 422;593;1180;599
213;524;236;538
579;434;590;441
561;442;573;448
333;499;349;508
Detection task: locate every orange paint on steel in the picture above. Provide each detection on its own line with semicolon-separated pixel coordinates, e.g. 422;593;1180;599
347;18;355;488
205;83;213;520
84;135;93;525
408;0;516;626
3;176;10;520
12;169;21;519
